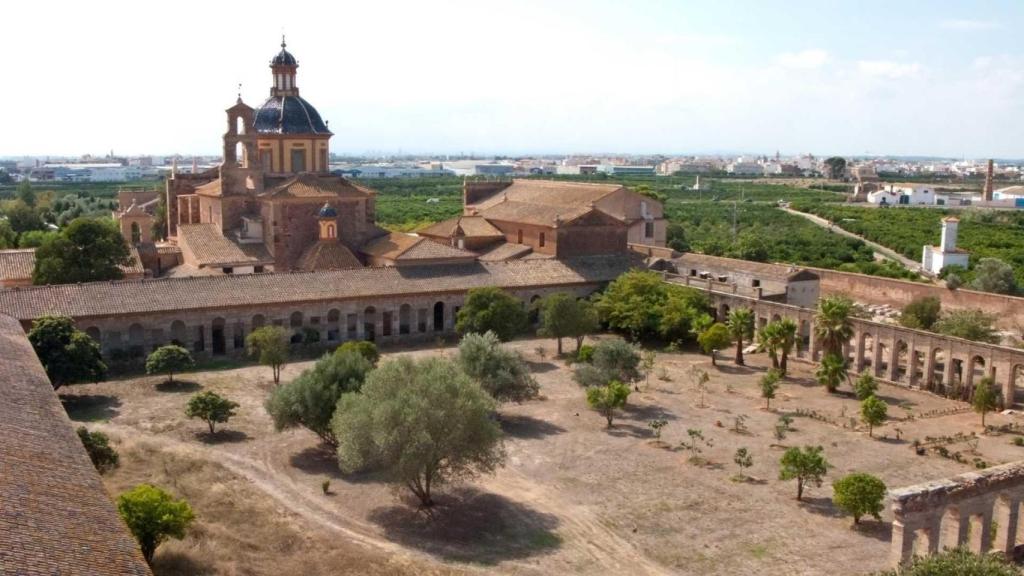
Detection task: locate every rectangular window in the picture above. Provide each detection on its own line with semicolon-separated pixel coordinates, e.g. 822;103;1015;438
645;221;655;238
539;232;545;247
223;267;233;274
290;149;306;172
260;150;273;170
517;229;523;244
752;279;761;288
319;149;328;172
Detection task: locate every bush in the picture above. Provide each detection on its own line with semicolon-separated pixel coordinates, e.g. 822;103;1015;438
875;547;1021;576
586;380;631;427
576;344;595;363
853;373;877;401
455;287;529;341
117;484;194;564
697;323;732;362
457;331;539;403
934;309;1000;344
336;340;379;365
832;473;886;525
592;340;641;384
77;427;119;473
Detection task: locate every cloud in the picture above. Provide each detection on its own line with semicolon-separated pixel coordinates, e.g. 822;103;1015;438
857;60;922;79
939;19;1001;30
776;49;829;69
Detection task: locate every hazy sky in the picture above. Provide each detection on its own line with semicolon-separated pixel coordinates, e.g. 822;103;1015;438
3;0;1022;158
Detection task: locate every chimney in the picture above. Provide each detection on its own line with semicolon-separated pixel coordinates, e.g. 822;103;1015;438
983;159;994;201
940;216;959;253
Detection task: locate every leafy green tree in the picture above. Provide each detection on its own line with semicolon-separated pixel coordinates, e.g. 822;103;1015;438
698;323;731;366
900;296;942;331
860;395;887;437
970;257;1017;295
185;391;239;435
593;339;641;384
455;287;529;341
779;445;829;501
537;292;599;355
823;156;847;179
457;331;539;403
657;286;712;344
265;349;372;446
16;181;35;207
832;473;886;525
760;369;781;409
16;229;58;248
595;270;667;340
77;427;119;473
246;326;290;384
27;315;106;389
572;362;610;387
117;484;195;565
640;350;657;390
933;309;1000;344
586;380;631;427
332;356;505;507
145;345;194;384
5;200;44;233
33;218;132;285
816;353;848;393
877;547;1021;576
814;295;854;357
726;308;754;366
335;340;379;365
0;219;15;248
973;376;999;427
854;373;878;401
733;447;753;477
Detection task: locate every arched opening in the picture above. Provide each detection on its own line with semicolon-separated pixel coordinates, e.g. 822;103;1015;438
382;310;393;337
235;141;245;168
910;348;924;387
876;341;889;378
327;309;341;342
718;303;731;321
212;317;226;355
128;323;145;345
771;313;782;323
130;222;141;244
233;321;244;350
895;340;909;383
236;115;245;135
931;348;945;394
364;306;377;341
252;314;266;330
289;311;304;344
399;304;411;335
417;308;428;333
326;224;336;239
1014;364;1024;406
970;356;986;387
170;320;187;346
85;326;101;343
951;358;966;399
529;295;542;325
433;302;445;332
861;333;874;372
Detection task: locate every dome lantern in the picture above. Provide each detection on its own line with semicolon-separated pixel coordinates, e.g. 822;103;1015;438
270;36;299;97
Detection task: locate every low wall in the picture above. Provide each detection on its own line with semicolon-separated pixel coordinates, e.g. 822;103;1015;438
811;268;1024;330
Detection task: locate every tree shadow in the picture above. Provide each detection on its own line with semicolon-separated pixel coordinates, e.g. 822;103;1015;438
60;394;121;422
196;429;251;444
152;550;216;575
524;361;559;374
156;379;203;393
606;423;653;439
499;414;566;440
715;364;758;376
851;520;893;542
622;403;678;422
290;445;343;479
367;487;561;565
798;496;844;518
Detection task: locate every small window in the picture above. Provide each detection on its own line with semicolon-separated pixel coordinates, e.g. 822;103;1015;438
752;279;760;288
539;232;546;247
223;267;233;274
644;221;655;238
254;266;264;273
290;149;306;172
689;269;697;277
517;229;524;244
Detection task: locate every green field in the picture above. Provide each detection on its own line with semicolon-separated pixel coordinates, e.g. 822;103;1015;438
788;202;1024;285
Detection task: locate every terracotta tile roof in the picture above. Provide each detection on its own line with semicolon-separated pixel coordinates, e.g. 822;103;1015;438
473;179;624;211
0;247;144;282
673;253;819;282
177;224;274;268
479;200;593;227
0;249;36;282
361;233;476;263
360;232;422;260
398;238;477;262
419;216;503;239
193;179;222;196
0;256;636;320
0;313;151;574
260;173;373;200
297;241;364;271
477;242;533;262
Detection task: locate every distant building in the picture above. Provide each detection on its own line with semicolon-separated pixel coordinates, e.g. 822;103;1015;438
922;216;969;275
442;161;515;177
867;184;946;206
596;165;656;176
334;165;453;178
727;161;762;176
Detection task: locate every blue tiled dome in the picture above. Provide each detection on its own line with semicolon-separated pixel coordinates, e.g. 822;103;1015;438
271;39;297;66
253;95;331;135
318;203;337;218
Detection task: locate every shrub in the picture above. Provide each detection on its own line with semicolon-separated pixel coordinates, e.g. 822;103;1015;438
853;373;877;401
833;473;886;525
455;287;529;341
779;445;829;501
576;344;595;363
145;345;194;384
585;380;631;427
185;391;239;435
457;331;539;403
77;427;119;473
117;484;194;565
336;340;379;365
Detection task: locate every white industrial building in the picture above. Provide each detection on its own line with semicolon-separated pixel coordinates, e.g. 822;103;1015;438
867;184;946;206
922;216;970;275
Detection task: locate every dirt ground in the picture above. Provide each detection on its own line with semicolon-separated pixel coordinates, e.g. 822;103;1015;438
62;337;1024;576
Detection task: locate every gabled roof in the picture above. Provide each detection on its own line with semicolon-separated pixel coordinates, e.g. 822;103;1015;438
673;252;819;282
418;215;503;239
260;173;372;200
472;179;625;211
0;247;144;282
177;224;274;268
477;242;533;262
360;232;477;263
193;179;223;197
479;200;594;228
296;241;363;271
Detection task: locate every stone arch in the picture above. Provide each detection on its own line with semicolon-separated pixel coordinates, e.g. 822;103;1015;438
399;304;412;335
212;317;226;355
232;321;245;350
931;347;946;393
251;314;266;330
861;333;875;372
1012;364;1024;406
875;341;889;378
529;294;542;324
170;320;187;345
799;319;811;357
128;323;145;346
289;311;303;328
433;301;445;332
910;346;925;387
85;326;101;343
969;355;986;389
895;340;909;383
327;309;341;324
364;306;377;341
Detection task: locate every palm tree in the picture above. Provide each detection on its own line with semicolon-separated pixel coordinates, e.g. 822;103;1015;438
814;296;854;358
816;353;848;393
727;308;755;366
756;321;782;370
777;318;798;376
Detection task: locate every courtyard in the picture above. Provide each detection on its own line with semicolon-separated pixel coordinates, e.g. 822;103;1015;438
61;337;1024;575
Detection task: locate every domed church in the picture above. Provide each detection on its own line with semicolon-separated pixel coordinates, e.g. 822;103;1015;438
163;39;475;275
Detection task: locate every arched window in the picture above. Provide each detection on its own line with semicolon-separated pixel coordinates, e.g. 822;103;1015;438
251;315;266;330
130;222;141;243
290;312;303;328
236;116;245;135
327;224;336;239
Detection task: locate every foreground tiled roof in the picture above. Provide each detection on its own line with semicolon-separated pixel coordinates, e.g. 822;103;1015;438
0;314;151;574
0;249;36;282
178;223;274;268
0;247;144;282
0;256;635;320
296;241;364;271
398;238;477;261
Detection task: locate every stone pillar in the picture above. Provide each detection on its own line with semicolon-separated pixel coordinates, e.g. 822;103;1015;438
908;344;919;387
854;332;866;373
356;311;365;340
924;517;942;554
873;337;883;378
1005;365;1017;409
957;512;972;550
888;341;900;382
890;518;917;567
924;349;936;389
199;323;212;359
979;508;995;553
943;350;956;389
809;329;819;362
995;499;1019;557
966;359;976;389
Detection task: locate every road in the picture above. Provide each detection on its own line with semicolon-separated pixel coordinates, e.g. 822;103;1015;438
781;206;923;272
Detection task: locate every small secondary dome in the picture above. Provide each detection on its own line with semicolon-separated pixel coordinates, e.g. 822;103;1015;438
318;203;337;218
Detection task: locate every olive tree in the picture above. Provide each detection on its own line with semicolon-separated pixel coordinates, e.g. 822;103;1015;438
246;326;290;384
537;292;599;355
457;331;539;403
265;349;372;446
332;357;505;508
